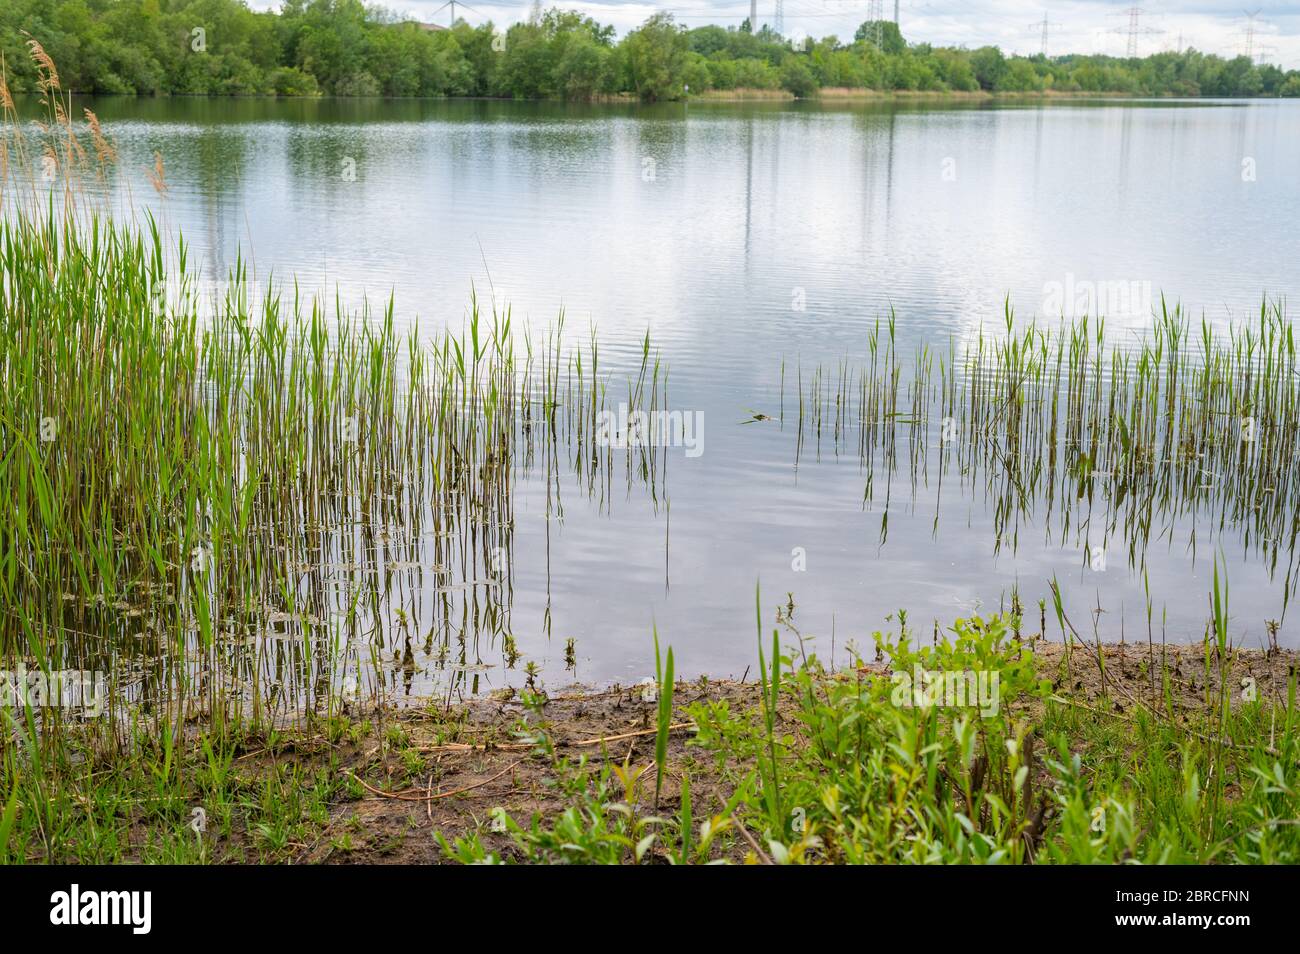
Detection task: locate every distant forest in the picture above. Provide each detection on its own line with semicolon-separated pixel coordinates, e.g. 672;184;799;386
3;0;1297;101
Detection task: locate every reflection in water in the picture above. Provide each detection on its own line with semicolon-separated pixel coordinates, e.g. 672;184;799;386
7;95;1300;691
795;303;1299;592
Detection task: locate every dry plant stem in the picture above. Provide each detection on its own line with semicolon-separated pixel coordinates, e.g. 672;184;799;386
734;820;775;865
346;758;525;802
415;721;697;754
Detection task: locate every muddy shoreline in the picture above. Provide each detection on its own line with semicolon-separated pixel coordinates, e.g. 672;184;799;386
281;640;1298;863
11;639;1294;864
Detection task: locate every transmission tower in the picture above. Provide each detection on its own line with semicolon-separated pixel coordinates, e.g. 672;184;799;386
1243;9;1260;59
867;0;884;46
774;0;784;37
430;0;459;28
1110;7;1163;58
1238;9;1269;62
1028;13;1060;56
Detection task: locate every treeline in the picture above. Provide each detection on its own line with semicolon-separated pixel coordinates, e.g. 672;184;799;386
4;0;1298;100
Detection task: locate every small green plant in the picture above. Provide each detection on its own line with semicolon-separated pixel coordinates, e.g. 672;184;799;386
653;626;675;809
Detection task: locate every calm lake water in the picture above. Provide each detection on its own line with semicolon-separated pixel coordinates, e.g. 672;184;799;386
28;95;1300;691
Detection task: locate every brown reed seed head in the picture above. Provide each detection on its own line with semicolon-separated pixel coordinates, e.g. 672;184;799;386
146;150;168;195
24;34;61;94
85;109;118;166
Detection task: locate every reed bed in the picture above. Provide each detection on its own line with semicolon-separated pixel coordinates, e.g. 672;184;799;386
0;200;672;760
786;301;1300;613
0;43;682;776
0;49;682;860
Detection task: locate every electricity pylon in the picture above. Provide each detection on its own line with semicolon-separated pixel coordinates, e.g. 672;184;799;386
1028;13;1060;56
1110;7;1163;58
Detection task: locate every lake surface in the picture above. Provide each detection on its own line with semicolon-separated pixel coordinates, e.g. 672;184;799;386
24;95;1300;694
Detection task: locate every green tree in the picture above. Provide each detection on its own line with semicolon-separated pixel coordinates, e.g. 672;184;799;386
680;50;711;94
969;45;1005;90
779;54;816;97
854;20;904;55
3;1;1298;100
623;12;688;101
497;22;553;97
997;58;1041;92
552;30;610;100
733;56;778;89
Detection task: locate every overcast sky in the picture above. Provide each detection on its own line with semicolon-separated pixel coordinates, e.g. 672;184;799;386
248;1;1300;68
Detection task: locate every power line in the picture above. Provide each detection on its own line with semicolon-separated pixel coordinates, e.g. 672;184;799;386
1237;9;1274;64
429;0;457;28
1027;12;1060;56
429;0;492;27
1242;9;1261;60
1109;7;1163;58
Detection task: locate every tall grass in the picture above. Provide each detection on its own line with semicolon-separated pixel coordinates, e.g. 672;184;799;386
0;47;674;771
788;299;1300;609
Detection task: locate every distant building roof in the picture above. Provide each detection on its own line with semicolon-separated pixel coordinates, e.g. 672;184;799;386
413;22;448;31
